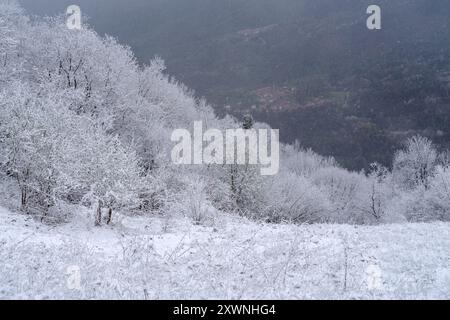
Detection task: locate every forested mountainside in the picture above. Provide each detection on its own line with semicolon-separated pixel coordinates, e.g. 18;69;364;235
20;0;450;170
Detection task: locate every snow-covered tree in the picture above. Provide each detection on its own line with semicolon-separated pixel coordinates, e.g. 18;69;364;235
220;116;266;214
393;135;438;190
0;81;83;215
0;0;27;85
362;163;391;223
56;123;144;225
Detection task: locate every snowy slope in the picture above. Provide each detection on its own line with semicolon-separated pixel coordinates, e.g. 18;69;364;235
1;206;450;300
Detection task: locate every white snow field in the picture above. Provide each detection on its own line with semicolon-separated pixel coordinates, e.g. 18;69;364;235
1;205;450;300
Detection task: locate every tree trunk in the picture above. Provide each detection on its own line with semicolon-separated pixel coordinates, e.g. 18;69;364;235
20;186;27;213
18;169;29;213
106;208;113;225
95;201;102;226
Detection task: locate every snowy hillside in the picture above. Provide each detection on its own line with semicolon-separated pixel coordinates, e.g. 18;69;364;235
1;206;449;300
2;1;450;301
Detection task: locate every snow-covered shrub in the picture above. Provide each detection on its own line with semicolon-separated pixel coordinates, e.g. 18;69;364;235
0;172;20;212
279;144;394;225
312;167;369;224
169;178;218;225
187;180;210;225
386;169;450;223
386;136;450;223
387;187;429;222
226;163;265;215
282;142;337;177
420;166;450;222
262;172;331;224
202;168;235;212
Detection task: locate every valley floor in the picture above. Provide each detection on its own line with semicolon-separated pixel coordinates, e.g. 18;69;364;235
1;206;450;299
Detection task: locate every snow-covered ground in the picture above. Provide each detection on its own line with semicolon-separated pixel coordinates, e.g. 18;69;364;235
1;206;450;300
